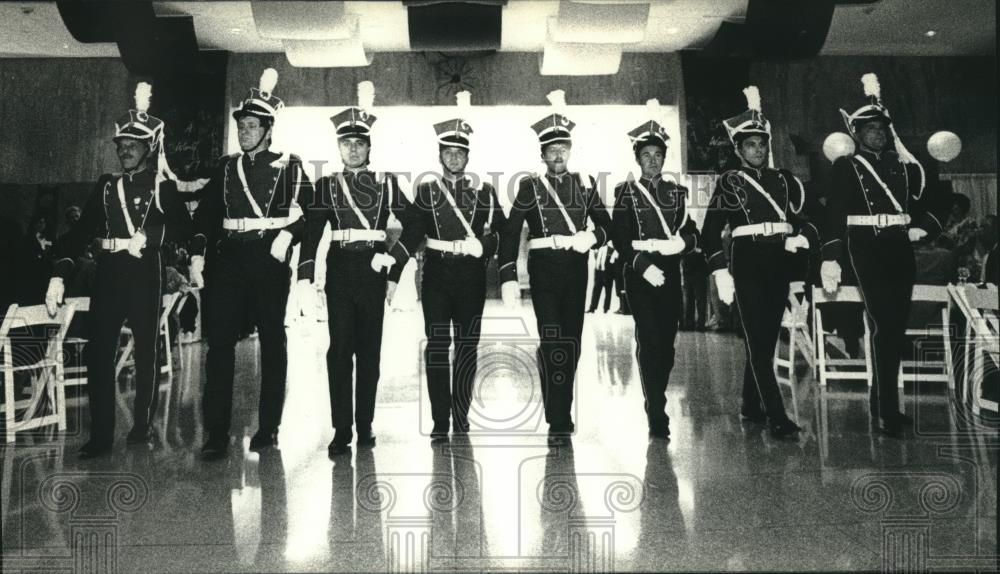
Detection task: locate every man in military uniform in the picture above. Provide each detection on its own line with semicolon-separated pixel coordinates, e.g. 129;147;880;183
819;73;944;437
46;82;193;458
190;69;311;459
395;92;506;442
498;90;613;446
610;104;697;439
296;82;411;456
701;86;817;438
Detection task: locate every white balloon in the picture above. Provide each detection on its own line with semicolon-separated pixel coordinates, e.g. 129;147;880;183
927;131;962;162
822;132;856;162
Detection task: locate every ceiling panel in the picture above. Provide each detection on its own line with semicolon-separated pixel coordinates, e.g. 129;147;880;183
0;0;993;59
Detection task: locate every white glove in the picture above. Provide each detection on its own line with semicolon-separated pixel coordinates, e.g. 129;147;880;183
386;281;398;304
127;231;147;258
657;236;687;256
45;277;65;317
371;253;395;273
293;279;320;318
713;269;735;306
783;234;810;253
643;264;666;287
270;230;293;263
571;231;597;254
907;228;928;243
820;260;842;294
610;250;619;263
189;255;206;288
461;237;484;258
501;281;520;309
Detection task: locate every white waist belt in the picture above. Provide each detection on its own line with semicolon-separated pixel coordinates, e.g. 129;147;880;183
222;217;289;231
731;222;794;238
99;238;130;252
528;235;574;250
632;239;685;255
330;229;387;242
425;237;471;254
846;214;911;228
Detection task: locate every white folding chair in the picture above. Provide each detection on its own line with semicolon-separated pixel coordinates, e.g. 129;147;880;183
1;302;77;443
775;281;816;377
949;283;998;415
62;296;91;388
898;285;953;388
812;286;873;388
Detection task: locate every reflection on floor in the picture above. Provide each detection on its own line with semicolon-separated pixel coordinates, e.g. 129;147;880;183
2;301;997;572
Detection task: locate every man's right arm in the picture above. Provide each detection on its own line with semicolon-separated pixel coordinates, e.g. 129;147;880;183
498;177;532;284
53;176;108;279
190;161;227;257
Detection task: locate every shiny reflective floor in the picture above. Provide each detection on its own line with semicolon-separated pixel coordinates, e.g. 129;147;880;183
2;301;997;573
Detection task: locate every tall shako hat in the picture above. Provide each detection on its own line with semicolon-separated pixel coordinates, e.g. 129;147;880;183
722;86;771;145
628;98;670;153
114;82;164;145
723;86;774;167
113;82;176;206
840;72;892;134
840;72;924;188
531;90;575;149
330;81;378;143
434;91;473;150
233;68;284;123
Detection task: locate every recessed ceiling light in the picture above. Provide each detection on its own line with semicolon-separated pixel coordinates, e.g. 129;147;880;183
666;27;679;35
63;43;69;49
925;29;937;37
229;27;243;34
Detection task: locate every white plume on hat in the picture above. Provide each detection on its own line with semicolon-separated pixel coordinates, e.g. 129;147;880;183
358;80;375;111
259;68;278;95
743;85;761;112
134;82;152;113
861;73;881;100
456;90;471;110
546;89;567;112
646;98;662;122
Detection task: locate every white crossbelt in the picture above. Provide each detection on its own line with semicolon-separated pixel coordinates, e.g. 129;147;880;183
223;217;288;231
330;228;387;242
731;222;794;238
846;214;911;228
426;237;472;254
528;234;575;250
631;239;685;255
99;238;130;252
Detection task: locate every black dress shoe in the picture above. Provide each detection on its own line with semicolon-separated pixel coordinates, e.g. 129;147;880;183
740;409;767;425
328;428;353;457
249;429;278;452
356;429;377;447
327;439;351;457
430;421;449;443
78;440;113;460
125;426;154;446
200;434;230;461
871;418;904;438
769;419;802;438
648;426;671;440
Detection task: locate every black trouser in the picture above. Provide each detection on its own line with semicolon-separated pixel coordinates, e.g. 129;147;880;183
421;253;487;431
625;256;682;430
587;268;613;312
326;246;387;433
730;238;792;423
682;263;707;329
203;236;289;437
528;250;588;432
87;250;162;444
846;228;915;419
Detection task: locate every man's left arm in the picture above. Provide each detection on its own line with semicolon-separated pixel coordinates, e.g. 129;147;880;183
144;179;194;248
909;163;946;241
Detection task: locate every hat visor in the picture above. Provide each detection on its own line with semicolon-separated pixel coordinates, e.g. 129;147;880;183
850;111;892;128
112;130;155;144
632;136;668;152
233;107;274;123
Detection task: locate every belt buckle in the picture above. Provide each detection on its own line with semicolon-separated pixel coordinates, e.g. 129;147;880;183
343;228;353;242
451;241;463;254
556;235;570;249
876;214;890;228
762;222;775;236
236;219;248;232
